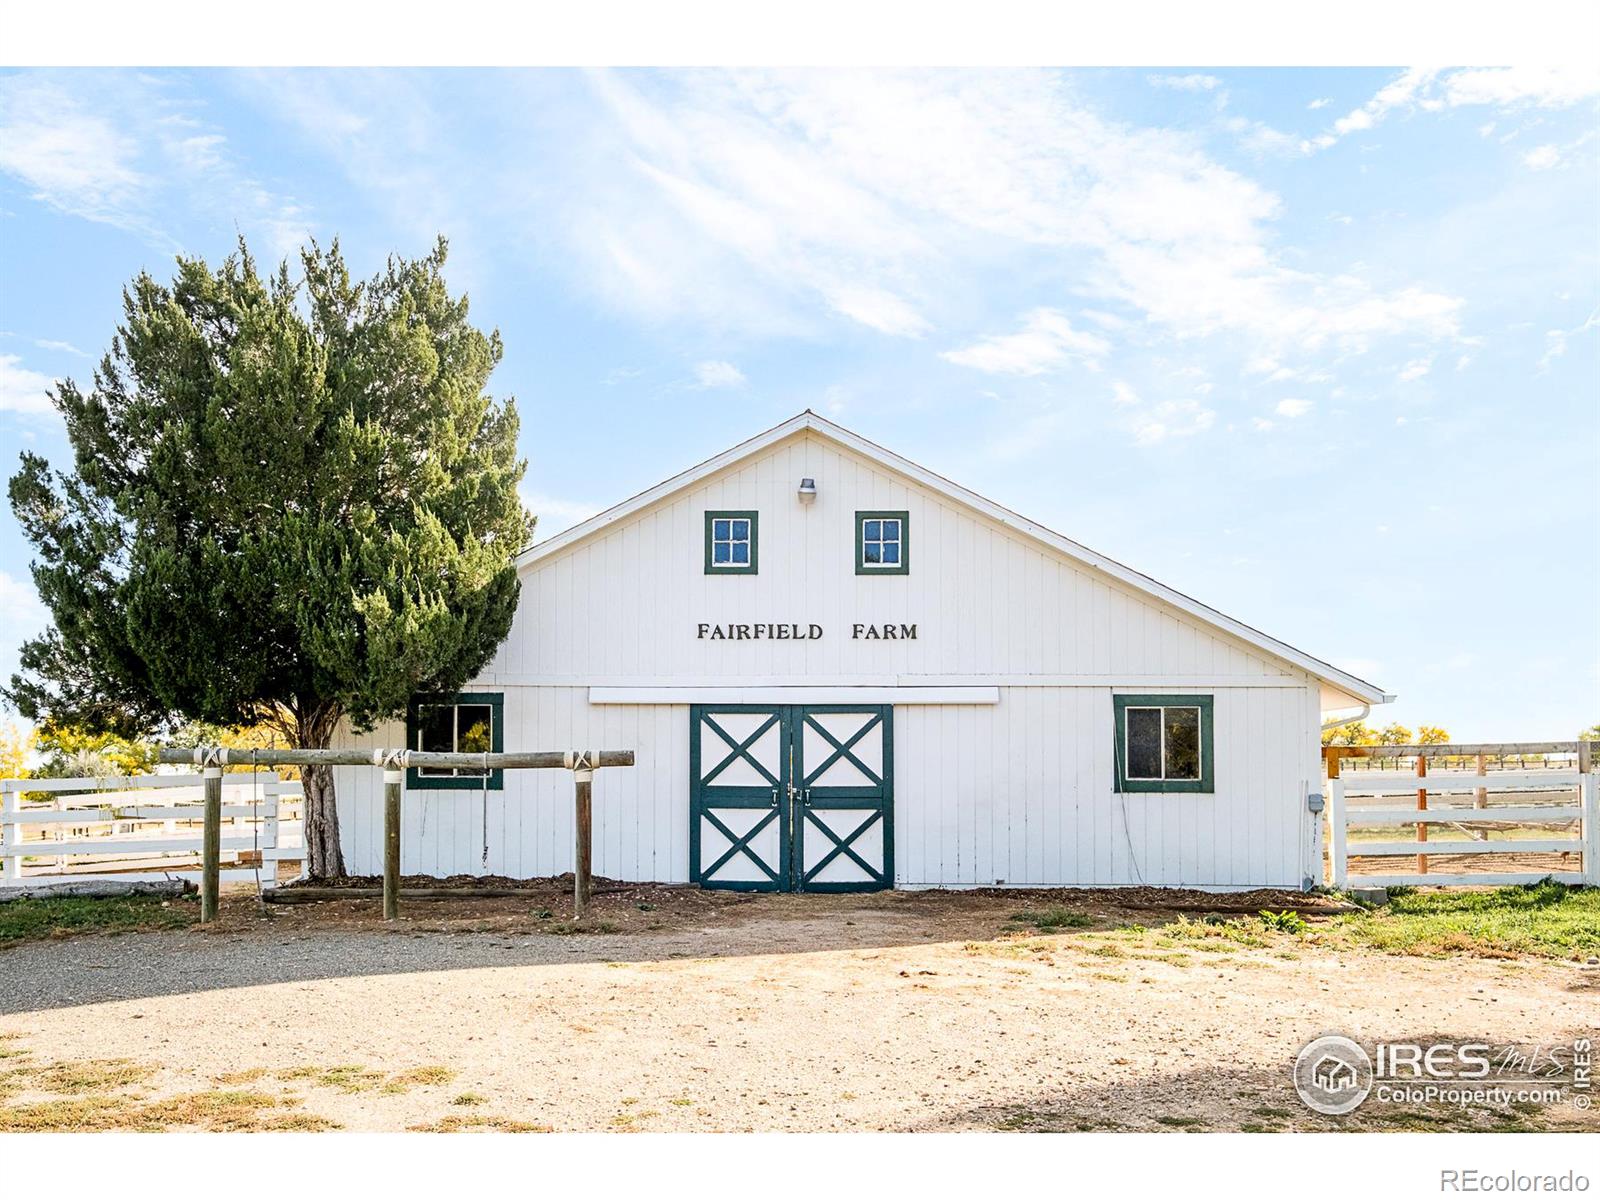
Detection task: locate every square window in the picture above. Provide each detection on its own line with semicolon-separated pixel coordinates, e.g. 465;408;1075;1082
1115;695;1213;793
856;511;910;575
705;511;758;574
407;693;504;790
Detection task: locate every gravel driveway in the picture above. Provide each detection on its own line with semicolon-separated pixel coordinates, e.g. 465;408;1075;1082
2;890;1596;1132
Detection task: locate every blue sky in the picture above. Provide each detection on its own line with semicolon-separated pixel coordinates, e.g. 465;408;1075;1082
0;67;1596;739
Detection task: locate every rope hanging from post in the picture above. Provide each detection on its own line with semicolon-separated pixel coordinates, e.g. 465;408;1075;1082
480;751;489;868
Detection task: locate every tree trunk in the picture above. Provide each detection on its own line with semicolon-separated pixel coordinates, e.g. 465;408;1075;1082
295;704;346;880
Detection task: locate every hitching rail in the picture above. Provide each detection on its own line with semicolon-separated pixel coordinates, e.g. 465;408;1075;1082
157;747;635;923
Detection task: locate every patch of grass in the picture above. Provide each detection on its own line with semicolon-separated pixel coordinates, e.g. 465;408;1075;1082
144;1089;285;1131
9;1058;155;1094
277;1064;386;1093
0;1087;328;1132
410;1114;552;1132
1324;879;1600;960
1154;1114;1207;1128
0;1036;30;1061
0;895;196;944
1011;907;1093;930
382;1065;457;1093
215;1067;268;1085
1252;1105;1293;1118
451;1092;488;1106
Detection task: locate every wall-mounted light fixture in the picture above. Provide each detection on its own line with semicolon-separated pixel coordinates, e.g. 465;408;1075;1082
797;477;817;505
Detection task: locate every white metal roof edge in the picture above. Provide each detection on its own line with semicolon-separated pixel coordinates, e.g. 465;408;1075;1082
516;410;1391;705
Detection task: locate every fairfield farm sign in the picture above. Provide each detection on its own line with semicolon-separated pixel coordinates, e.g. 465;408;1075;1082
696;622;919;641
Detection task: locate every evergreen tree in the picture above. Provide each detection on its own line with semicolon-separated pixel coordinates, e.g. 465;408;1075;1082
5;237;530;877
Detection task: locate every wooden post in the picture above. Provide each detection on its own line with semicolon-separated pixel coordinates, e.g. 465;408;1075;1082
201;765;222;922
574;774;593;919
383;768;402;921
1474;753;1487;811
1415;754;1428;875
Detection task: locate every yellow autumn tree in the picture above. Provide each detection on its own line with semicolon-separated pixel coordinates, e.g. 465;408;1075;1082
0;721;33;780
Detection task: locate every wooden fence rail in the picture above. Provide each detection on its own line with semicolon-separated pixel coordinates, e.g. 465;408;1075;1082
154;747;635;922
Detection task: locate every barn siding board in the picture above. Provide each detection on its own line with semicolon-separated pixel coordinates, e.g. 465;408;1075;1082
331;427;1335;889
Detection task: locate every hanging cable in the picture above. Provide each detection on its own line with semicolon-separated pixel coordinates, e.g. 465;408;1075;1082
480;750;490;869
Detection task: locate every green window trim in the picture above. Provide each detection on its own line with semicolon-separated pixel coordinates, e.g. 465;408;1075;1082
704;510;759;575
1113;693;1214;793
855;510;910;575
406;691;505;790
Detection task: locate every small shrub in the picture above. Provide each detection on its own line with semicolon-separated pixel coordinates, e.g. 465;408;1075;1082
1258;909;1310;935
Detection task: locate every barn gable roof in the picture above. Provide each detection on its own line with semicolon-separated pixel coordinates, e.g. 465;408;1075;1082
516;410;1391;705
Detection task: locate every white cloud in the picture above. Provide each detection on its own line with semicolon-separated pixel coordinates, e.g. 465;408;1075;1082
1148;74;1221;92
941;308;1110;376
0;73;311;255
1274;398;1312;418
1131;398;1215;445
693;359;747;388
33;338;89;357
520;490;603;538
1441;66;1600;109
553;70;1462;357
1251;417;1275;432
1307;98;1332;110
1522;144;1561;170
825;284;929;337
1307;66;1600;152
1398;357;1434;382
0;354;57;415
1111;380;1139;406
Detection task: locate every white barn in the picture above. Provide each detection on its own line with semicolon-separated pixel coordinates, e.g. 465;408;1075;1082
332;411;1389;892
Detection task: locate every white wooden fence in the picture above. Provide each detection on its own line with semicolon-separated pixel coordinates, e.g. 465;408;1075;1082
1329;767;1598;888
1;772;303;889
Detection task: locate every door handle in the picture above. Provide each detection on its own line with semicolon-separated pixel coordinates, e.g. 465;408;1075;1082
770;787;780;808
803;788;812;807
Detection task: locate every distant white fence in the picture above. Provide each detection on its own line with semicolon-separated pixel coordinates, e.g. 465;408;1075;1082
1;772;302;890
1329;766;1597;889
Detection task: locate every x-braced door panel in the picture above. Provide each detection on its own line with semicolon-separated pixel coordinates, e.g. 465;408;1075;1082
690;704;893;893
795;707;893;892
690;707;790;890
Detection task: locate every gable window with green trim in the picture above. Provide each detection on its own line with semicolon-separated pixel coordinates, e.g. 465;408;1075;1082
407;692;505;790
1114;694;1214;793
855;511;909;575
705;511;758;574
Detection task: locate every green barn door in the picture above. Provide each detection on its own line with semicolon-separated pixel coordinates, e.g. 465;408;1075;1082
690;706;791;890
690;704;894;892
793;706;894;892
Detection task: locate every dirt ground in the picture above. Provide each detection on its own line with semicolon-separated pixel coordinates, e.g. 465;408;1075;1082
1;881;1596;1133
